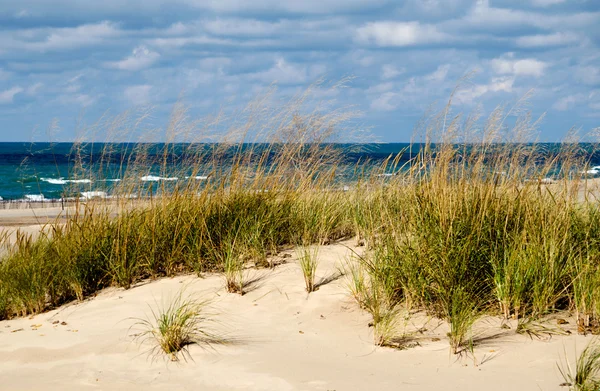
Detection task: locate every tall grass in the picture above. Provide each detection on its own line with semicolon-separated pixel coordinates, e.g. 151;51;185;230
1;84;600;359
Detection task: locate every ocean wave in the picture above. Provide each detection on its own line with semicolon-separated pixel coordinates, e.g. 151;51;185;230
41;177;92;185
141;175;179;182
184;175;208;180
24;194;46;202
80;191;108;199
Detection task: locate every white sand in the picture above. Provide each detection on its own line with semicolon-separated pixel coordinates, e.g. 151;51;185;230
0;238;591;390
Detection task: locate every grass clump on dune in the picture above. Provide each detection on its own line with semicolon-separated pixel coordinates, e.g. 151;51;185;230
560;339;600;391
132;290;216;361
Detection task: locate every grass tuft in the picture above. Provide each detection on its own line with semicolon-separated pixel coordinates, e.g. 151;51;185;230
132;290;216;362
560;339;600;391
297;245;319;293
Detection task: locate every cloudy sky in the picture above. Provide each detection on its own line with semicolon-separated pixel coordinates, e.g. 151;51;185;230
0;0;598;142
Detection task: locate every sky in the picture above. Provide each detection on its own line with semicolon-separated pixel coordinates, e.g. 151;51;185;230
0;0;598;142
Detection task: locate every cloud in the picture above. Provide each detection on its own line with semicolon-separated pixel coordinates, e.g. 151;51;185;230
552;94;586;111
490;54;547;77
105;46;160;71
124;84;152;106
34;21;120;51
367;82;394;94
516;32;580;48
0;68;10;80
455;77;514;105
355;21;449;47
149;35;231;49
181;0;388;14
425;64;450;82
370;91;399;111
530;0;565;6
0;87;23;104
203;18;283;36
576;66;600;86
381;64;403;80
26;83;43;95
462;0;599;30
250;58;324;84
0;21;121;53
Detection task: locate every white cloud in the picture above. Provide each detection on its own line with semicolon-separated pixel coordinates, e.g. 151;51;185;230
0;68;10;80
35;21;120;51
57;92;96;107
184;69;215;89
455;77;514;105
251;58;324;84
106;46;160;71
381;64;403;80
490;54;547;77
0;86;23;104
425;64;450;82
553;94;582;111
182;0;387;14
198;57;231;69
371;91;399;111
530;0;565;6
124;84;152;106
14;9;30;18
576;66;600;86
204;18;282;36
355;21;449;47
26;83;43;95
367;82;394;94
516;32;580;48
350;50;375;67
150;35;231;49
463;0;599;30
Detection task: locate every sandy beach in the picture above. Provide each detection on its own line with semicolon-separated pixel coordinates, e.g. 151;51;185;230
0;217;591;390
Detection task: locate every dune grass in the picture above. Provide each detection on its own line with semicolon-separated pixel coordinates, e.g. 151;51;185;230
297;245;319;293
560;339;600;391
1;84;600;357
132;290;215;361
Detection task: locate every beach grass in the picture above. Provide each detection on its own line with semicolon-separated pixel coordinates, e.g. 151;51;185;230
1;86;600;356
131;290;214;361
560;338;600;391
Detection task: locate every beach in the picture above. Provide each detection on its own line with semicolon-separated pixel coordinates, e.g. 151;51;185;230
0;214;592;390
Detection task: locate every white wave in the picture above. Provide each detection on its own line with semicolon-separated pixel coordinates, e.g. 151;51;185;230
141;175;178;182
184;175;208;180
41;177;92;185
102;179;122;182
81;191;108;199
25;194;46;202
582;169;600;175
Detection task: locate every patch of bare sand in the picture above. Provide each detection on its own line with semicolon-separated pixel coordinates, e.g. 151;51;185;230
0;240;591;390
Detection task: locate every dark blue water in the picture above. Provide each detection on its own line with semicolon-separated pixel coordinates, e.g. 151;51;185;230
0;142;598;201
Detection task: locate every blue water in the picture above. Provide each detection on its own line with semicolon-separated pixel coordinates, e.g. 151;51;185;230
0;142;598;201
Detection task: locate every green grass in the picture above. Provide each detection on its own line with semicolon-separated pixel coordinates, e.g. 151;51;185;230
297;245;319;293
560;339;600;391
132;290;215;361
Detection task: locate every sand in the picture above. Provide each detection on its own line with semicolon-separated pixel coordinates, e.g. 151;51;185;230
0;232;592;391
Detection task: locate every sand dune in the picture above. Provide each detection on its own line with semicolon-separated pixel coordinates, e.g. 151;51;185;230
0;239;591;390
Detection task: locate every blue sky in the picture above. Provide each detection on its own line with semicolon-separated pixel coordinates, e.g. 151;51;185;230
0;0;598;142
